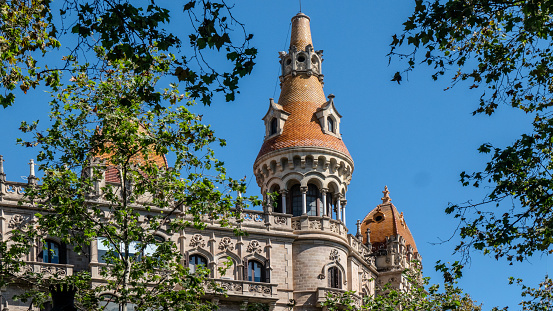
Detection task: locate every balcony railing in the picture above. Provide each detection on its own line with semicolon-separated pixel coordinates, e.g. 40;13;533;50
205;278;278;300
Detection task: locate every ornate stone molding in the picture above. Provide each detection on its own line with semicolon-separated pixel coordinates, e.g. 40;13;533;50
189;234;206;248
8;214;29;230
218;237;234;251
246;240;262;254
329;249;340;263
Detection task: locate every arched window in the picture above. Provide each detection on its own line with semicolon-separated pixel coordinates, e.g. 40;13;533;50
327;117;334;133
189;254;208;273
41;240;64;264
247;260;267;282
290;185;302;216
328;266;342;289
306;184;320;216
270;118;278;135
275;192;283;213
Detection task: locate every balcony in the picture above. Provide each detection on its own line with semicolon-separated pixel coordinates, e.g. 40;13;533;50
205;278;278;302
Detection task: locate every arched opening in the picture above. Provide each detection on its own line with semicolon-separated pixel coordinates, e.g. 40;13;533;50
290;184;302;216
189;254;208;273
40;240;65;264
246;260;267;282
269;185;283;214
328;266;342;289
270;118;278;135
306;184;320;216
327;117;334;133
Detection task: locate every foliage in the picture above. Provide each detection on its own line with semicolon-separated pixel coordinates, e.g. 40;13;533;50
391;0;553;264
0;0;256;108
322;261;481;311
0;44;259;309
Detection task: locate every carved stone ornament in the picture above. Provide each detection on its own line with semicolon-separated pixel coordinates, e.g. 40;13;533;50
218;237;234;251
291;220;301;230
274;216;287;225
189;234;206;248
249;284;271;294
329;222;339;233
329;249;340;263
246;240;263;254
8;214;29;230
317;273;326;280
309;220;322;230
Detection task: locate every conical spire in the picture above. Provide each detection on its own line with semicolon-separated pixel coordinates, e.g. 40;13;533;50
290;13;313;51
255;13;352;162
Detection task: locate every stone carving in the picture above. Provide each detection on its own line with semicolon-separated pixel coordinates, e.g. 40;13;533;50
273;216;287;225
8;214;29;230
329;249;340;263
218;237;234;251
291;220;301;230
41;266;67;277
246;240;262;254
243;213;264;222
220;282;242;292
189;234;206;248
317;273;325;280
249;284;271;294
329;222;339;233
309;220;322;230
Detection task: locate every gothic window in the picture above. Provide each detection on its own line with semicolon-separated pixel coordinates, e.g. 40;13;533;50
306;184;320;216
40;240;65;264
328;266;342;289
270;118;278;135
290;184;302;216
327;117;334;133
189;254;208;273
247;260;267;282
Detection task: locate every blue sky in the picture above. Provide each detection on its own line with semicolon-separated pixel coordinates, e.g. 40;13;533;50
0;1;547;308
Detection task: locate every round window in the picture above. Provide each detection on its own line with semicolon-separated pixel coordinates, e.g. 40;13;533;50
286;58;292;65
297;55;306;62
373;213;385;222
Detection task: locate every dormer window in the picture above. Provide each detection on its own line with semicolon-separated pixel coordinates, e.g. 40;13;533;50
270;118;278;135
327;117;334;133
316;94;342;139
262;98;290;140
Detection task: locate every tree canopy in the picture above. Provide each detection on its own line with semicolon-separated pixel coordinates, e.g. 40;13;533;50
391;0;553;264
0;0;256;108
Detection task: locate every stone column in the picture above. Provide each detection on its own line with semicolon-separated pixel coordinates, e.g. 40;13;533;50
321;188;328;217
336;195;342;221
279;189;288;214
90;238;98;263
341;199;347;225
301;186;307;215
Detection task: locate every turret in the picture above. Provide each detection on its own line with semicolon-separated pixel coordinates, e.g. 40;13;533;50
253;13;353;221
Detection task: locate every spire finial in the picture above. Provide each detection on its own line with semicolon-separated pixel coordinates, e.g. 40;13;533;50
29;159;35;177
355;219;362;239
290;12;312;51
381;185;391;204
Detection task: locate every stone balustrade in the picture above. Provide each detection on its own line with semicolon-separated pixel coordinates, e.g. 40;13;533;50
206;278;278;300
19;262;73;278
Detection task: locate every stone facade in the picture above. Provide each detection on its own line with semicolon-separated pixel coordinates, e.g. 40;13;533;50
0;12;421;311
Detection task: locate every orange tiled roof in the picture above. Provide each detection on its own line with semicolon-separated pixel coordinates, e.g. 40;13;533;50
360;201;418;254
256;13;351;161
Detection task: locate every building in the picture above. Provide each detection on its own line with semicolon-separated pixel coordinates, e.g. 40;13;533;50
0;12;421;311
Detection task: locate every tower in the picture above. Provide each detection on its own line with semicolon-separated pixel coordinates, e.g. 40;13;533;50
253;12;353;222
253;13;359;310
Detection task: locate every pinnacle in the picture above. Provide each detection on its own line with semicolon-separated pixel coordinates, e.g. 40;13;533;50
381;185;391;204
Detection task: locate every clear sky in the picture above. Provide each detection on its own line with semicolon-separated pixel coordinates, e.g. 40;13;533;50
0;1;547;309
